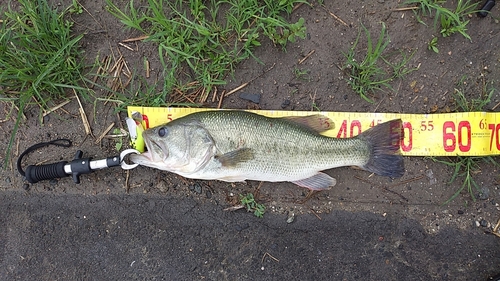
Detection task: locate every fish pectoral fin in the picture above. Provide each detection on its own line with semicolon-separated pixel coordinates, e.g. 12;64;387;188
216;148;254;167
292;173;337;190
281;115;334;133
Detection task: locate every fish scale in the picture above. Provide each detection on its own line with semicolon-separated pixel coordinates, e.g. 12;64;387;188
196;111;369;175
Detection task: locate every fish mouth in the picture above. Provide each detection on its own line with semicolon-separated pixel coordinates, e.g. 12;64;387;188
130;137;165;165
143;137;166;162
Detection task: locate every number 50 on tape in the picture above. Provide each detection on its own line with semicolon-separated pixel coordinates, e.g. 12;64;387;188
127;107;500;157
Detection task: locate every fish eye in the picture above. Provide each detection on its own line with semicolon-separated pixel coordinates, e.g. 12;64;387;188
158;127;167;137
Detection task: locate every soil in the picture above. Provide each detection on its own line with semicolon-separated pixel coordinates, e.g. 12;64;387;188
1;0;500;280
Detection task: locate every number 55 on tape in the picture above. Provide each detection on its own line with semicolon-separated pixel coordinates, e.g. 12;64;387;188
127;107;500;157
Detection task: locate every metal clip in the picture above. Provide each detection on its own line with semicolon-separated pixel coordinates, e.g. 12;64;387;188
120;149;140;170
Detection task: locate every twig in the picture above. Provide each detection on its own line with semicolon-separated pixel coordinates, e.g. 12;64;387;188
292;3;304;13
298;50;315;64
493;217;500;238
118;42;134;51
95;122;115;144
373;96;385;112
492;101;500;111
392;7;419;11
223;205;245;211
310;209;322;220
199;87;207;103
125;170;130;193
224;63;276;97
323;7;348;26
42;100;71;117
225;82;248;97
217;90;225;109
354;175;413;202
73;89;93;137
12;104;26;120
145;58;150;78
212;86;218;103
386;175;424;189
122;58;132;77
261;252;280;263
121;35;149;42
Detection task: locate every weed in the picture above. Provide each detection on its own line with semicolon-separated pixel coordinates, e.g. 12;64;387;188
68;0;83;15
342;23;416;103
0;0;85;166
385;50;418;79
452;75;494;112
430;156;497;204
105;0;307;105
293;68;311;81
239;193;266;218
432;78;497;204
112;128;124;151
453;87;493;112
404;0;477;42
428;36;439;53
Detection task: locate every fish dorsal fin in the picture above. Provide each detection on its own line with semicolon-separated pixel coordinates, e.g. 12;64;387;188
281;115;335;133
216;148;254;167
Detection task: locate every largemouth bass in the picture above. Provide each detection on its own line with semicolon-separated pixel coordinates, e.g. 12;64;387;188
130;110;404;190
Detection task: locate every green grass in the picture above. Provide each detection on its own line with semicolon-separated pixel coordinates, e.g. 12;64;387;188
240;193;266;218
0;0;85;166
404;0;478;45
431;156;496;204
452;75;494;112
105;0;307;105
342;23;417;103
293;67;311;81
431;78;497;204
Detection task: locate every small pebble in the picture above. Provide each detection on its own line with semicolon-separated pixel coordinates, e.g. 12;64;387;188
286;212;295;224
479;187;490;200
193;183;202;194
205;190;212;199
5;177;11;183
239;92;261;104
281;99;291;109
23;183;30;191
425;169;437;185
480;219;488;227
235;222;249;231
457;210;464;215
49;179;58;185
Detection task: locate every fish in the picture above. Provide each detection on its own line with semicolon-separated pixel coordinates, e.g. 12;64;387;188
130;110;404;190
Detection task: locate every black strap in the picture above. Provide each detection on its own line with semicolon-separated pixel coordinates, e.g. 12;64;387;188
17;139;72;177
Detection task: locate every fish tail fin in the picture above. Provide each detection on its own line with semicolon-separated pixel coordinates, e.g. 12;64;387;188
359;119;405;178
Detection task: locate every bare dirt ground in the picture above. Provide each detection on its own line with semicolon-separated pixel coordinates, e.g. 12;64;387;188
1;0;500;280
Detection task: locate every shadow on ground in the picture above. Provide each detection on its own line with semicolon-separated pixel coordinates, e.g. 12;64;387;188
1;191;498;280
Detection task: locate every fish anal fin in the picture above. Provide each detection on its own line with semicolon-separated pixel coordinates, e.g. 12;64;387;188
216;148;254;167
292;172;337;190
281;115;334;133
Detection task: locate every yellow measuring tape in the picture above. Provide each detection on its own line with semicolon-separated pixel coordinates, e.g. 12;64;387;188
127;106;500;156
